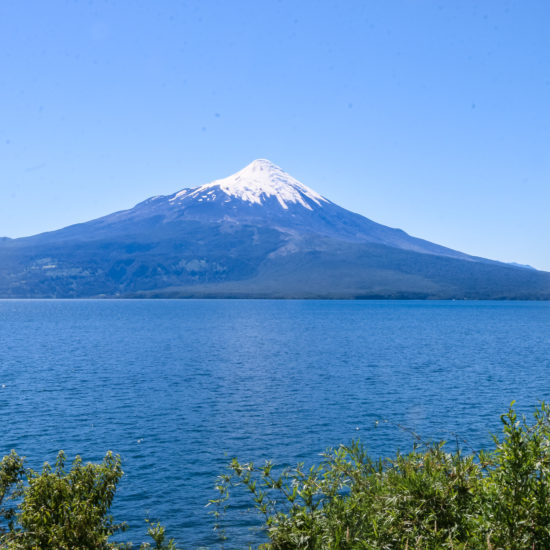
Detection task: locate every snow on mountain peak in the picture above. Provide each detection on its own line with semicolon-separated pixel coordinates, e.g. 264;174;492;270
171;159;328;210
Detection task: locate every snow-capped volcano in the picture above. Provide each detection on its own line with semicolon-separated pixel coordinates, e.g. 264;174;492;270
169;159;328;210
2;158;549;299
31;159;481;259
141;159;472;259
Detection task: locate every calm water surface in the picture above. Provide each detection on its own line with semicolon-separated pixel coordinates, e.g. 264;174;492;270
1;300;550;547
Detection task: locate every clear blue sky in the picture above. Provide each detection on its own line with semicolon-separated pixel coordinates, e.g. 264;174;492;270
1;1;549;268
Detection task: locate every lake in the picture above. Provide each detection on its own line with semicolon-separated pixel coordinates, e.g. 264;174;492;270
1;299;550;547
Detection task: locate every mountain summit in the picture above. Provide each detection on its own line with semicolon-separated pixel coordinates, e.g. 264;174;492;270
97;160;476;260
1;160;549;299
170;159;327;211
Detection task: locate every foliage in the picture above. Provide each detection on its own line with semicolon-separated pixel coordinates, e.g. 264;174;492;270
214;402;550;549
480;402;550;548
0;451;178;550
138;520;177;550
4;402;550;548
0;451;25;535
0;451;124;549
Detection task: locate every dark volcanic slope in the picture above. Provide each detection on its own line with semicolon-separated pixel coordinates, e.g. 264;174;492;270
1;159;549;299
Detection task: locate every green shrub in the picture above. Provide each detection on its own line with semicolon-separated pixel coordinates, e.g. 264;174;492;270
214;402;550;549
4;402;550;548
0;451;176;550
0;451;25;536
479;402;550;549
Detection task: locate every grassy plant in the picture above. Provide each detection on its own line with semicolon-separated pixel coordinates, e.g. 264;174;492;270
215;402;550;549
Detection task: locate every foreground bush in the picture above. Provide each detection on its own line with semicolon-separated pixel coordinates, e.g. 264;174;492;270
0;451;175;549
214;402;550;549
3;403;550;549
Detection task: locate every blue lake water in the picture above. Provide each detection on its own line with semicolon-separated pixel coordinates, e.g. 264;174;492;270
1;299;550;547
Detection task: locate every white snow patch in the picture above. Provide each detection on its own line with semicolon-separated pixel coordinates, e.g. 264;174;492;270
171;188;190;201
171;159;328;210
